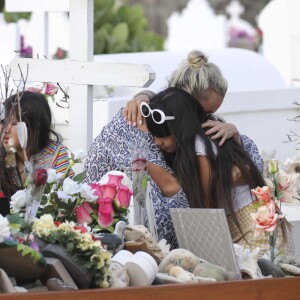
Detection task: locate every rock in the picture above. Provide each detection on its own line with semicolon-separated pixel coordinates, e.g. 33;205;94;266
193;262;226;282
44;257;78;289
42;244;93;289
169;266;199;284
257;259;285;278
13;286;28;293
0;269;15;293
108;261;129;288
277;255;300;268
46;278;76;291
158;248;204;273
278;263;300;275
124;225;165;264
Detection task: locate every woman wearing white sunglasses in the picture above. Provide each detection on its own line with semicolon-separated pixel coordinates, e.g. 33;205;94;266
143;87;293;257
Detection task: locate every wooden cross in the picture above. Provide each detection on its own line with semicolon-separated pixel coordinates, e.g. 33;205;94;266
7;0;155;155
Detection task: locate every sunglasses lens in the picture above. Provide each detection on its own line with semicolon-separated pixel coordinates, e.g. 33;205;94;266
152;111;163;124
141;104;150;117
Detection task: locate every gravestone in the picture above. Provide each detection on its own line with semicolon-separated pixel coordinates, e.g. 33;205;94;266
258;0;300;84
164;0;227;50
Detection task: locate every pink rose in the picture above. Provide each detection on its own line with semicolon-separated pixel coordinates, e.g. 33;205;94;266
98;197;114;228
275;174;291;191
90;183;106;198
107;174;124;187
250;200;284;237
113;186;133;210
33;168;48;187
102;184;117;199
277;190;293;203
45;83;59;96
132;158;147;172
74;202;93;225
251;186;272;202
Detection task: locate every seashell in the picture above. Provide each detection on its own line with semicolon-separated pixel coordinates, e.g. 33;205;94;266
169;266;198;284
278;263;300;275
158;248;205;273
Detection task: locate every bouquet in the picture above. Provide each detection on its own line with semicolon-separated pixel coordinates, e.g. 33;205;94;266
250;159;293;262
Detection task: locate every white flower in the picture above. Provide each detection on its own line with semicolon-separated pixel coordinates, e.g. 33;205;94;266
79;183;98;202
73;149;86;162
47;169;64;184
0;215;11;243
10;189;26;211
56;191;72;202
63;178;81;195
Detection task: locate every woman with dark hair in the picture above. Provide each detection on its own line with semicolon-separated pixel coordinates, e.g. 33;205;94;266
143;87;293;256
0;91;72;198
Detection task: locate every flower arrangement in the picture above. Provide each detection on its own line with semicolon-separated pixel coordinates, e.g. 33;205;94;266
250;159;293;262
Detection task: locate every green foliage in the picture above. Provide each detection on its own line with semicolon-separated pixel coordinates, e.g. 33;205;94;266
94;0;164;54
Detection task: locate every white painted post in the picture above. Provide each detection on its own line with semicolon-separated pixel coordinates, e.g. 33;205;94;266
7;0;155;156
68;0;93;154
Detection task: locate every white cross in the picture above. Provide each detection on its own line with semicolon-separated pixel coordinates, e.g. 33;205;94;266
6;0;155;155
226;0;245;20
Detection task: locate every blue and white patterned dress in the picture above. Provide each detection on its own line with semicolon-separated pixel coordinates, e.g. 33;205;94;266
84;109;264;249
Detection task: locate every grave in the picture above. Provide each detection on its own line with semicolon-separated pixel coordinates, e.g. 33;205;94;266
258;0;300;84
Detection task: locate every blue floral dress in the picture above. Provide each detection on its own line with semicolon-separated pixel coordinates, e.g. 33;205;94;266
84;109;264;249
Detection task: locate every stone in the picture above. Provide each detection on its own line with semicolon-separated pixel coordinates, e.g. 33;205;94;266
108;261;129;288
43;257;78;289
0;269;15;293
0;247;47;284
278;263;300;276
257;259;285;278
169;266;199;284
192;262;226;282
42;244;93;289
46;278;76;291
158;248;204;273
124;225;165;264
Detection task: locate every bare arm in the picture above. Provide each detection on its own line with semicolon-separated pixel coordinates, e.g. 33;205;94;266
147;161;181;197
122;90;155;126
197;155;212;206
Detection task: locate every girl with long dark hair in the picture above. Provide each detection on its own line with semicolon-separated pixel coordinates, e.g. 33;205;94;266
143;87;293;256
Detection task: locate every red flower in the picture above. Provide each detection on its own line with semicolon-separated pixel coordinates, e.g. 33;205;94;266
33;168;48;187
0;191;5;198
54;221;61;227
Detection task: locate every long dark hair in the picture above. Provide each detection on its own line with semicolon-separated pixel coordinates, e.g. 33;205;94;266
0;91;61;196
146;87;268;237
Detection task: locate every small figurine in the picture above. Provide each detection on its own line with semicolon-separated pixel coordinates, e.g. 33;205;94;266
5;138;17;168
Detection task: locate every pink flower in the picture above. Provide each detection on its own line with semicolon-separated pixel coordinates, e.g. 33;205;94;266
113;186;133;210
275;174;291;191
132;158;147;172
107;174;124;187
45;83;59;96
90;183;105;198
250;200;284;237
277;190;293;203
251;186;272;202
74;202;94;225
27;86;43;93
98;197;114;228
102;184;117;199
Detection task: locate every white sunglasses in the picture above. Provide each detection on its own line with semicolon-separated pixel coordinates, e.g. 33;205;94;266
140;102;175;124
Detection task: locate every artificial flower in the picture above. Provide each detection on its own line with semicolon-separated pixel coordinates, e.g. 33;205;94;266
250;200;284;237
277;189;293;203
251;186;272;202
79;183;98;201
274;173;291;191
44;83;59;97
75;202;94;225
0;215;11;243
10;189;26;211
47;169;64;184
98;197;114;228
